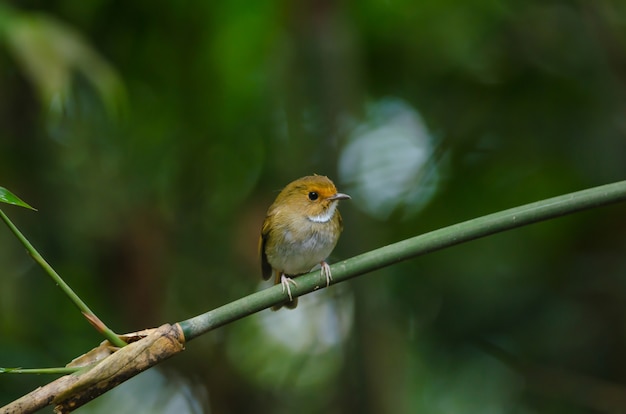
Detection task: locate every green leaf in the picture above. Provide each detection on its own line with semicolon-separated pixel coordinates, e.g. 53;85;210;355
0;187;37;210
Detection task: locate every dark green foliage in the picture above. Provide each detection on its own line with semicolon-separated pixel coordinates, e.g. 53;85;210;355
1;1;626;412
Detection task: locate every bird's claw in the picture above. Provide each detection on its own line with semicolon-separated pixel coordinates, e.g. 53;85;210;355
320;261;332;287
280;275;297;302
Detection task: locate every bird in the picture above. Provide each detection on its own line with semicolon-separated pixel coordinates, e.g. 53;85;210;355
259;175;350;310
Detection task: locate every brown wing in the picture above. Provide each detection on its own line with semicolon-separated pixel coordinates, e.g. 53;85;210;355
259;217;273;280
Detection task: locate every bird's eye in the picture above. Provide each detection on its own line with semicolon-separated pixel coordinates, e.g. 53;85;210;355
308;191;319;201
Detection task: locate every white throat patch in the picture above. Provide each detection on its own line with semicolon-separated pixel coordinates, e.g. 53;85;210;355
308;201;338;223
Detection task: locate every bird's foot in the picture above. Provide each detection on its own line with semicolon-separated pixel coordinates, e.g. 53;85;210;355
320;261;333;287
280;275;298;302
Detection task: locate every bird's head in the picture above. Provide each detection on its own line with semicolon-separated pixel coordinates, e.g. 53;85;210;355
277;175;350;222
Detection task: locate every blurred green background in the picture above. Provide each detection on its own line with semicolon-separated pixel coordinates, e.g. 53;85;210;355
1;1;626;413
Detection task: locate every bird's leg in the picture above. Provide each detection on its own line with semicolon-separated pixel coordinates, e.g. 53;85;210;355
280;274;298;302
320;261;332;287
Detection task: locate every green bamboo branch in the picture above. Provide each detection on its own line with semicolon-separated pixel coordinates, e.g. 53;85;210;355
0;209;126;348
179;179;626;341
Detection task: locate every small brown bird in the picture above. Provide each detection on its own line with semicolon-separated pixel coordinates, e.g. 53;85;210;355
259;175;350;310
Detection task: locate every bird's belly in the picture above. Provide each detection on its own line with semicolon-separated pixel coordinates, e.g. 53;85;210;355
268;227;338;275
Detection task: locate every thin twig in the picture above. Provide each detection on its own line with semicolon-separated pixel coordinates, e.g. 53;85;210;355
0;209;126;348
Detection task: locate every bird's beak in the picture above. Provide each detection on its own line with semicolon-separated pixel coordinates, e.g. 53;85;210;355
328;192;351;201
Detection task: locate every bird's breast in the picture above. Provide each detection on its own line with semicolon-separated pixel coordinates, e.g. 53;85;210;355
266;219;340;275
